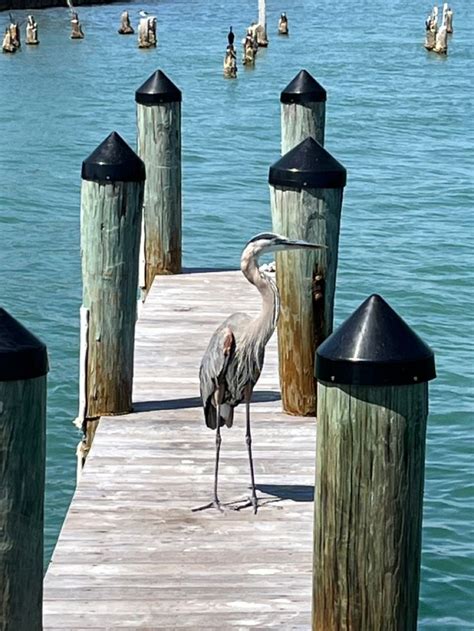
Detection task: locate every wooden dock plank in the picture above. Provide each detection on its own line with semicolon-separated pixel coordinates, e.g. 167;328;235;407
43;270;316;629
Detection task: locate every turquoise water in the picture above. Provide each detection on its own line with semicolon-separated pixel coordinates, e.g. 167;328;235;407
1;0;473;626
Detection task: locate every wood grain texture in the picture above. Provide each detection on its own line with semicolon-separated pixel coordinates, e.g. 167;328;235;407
271;186;343;415
43;270;315;629
312;381;428;631
137;101;182;285
281;102;326;155
0;376;46;631
80;179;143;418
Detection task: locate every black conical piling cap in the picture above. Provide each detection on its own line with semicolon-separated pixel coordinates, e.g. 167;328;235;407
0;308;48;382
316;295;436;386
135;70;182;105
81;132;145;183
269;137;346;189
280;69;327;104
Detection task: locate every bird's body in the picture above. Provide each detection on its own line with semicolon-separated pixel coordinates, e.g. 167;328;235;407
200;312;266;428
194;233;324;514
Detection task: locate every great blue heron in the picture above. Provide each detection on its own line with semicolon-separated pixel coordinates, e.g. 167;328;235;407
194;233;325;514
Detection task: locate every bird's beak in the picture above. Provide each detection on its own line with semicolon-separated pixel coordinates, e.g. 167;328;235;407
278;238;326;251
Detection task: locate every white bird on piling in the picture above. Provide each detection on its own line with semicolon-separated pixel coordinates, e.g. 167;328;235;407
193;233;325;514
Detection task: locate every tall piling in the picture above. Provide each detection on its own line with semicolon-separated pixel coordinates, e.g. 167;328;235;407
281;69;327;154
80;132;145;422
312;294;436;631
257;0;268;45
136;70;182;293
0;308;48;631
269;137;346;415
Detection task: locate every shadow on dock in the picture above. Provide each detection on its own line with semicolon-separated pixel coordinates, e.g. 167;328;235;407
133;390;281;412
256;484;314;502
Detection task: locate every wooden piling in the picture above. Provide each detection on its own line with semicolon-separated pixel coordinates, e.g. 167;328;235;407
242;30;257;65
0;308;48;631
80;132;145;420
433;22;448;54
137;16;157;48
70;12;84;39
446;7;453;33
224;44;238;78
2;27;16;53
281;69;327;154
257;0;268;46
312;294;436;631
25;15;39;45
424;20;436;50
136;70;182;292
278;12;289;35
118;10;134;34
269;137;346;415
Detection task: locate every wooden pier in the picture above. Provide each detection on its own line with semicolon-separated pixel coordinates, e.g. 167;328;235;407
43;269;316;629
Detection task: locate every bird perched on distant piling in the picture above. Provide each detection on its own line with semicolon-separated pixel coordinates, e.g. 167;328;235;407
193;233;325;514
227;25;234;46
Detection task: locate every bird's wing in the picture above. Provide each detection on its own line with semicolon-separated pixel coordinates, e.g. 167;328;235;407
199;314;250;429
200;322;235;429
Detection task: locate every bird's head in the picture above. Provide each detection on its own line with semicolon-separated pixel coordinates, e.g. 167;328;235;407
244;232;326;259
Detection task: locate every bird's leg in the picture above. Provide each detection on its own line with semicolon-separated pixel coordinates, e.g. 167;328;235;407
212;403;223;511
245;391;258;514
231;386;258;514
192;392;224;513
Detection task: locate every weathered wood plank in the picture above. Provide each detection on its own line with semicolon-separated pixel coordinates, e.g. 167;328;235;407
44;611;310;629
137;99;181;283
80;139;144;418
43;270;315;628
272;185;344;416
313;381;428;631
0;376;46;631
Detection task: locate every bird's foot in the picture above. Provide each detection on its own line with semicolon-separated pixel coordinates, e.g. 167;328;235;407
229;495;258;514
191;499;224;513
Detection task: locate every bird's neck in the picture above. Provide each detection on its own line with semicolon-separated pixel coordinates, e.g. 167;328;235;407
241;251;279;344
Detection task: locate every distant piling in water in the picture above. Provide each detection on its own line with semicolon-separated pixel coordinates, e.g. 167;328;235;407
278;12;288;35
433;5;449;55
257;0;268;46
3;20;21;52
446;6;453;33
70;11;84;39
424;2;450;55
224;28;237;78
25;15;39;45
269;137;346;415
242;28;257;65
424;16;436;50
136;70;182;294
2;26;16;53
312;294;436;630
223;44;237;78
433;22;448;54
118;10;134;34
76;132;145;466
280;69;327;154
138;15;157;48
0;309;48;631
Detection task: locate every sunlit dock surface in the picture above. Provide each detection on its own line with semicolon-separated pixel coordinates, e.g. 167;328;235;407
43;270;315;629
